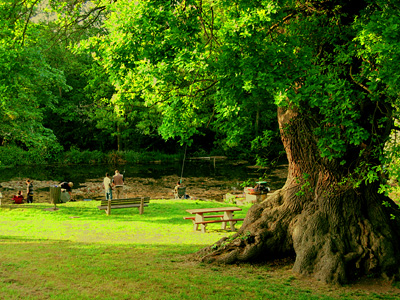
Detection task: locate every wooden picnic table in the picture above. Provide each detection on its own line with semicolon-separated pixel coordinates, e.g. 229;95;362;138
185;207;243;233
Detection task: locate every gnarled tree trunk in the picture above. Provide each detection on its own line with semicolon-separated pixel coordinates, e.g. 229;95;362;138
196;106;400;284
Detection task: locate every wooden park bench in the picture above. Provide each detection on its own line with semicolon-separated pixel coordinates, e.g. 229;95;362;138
184;214;224;231
184;215;244;232
98;197;150;215
185;207;245;233
194;218;245;233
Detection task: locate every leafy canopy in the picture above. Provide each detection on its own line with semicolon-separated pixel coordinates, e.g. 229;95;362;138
81;0;400;184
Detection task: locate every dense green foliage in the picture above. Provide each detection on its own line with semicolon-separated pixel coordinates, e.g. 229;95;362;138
80;0;282;161
0;0;283;166
80;0;400;187
1;0;400;184
0;0;66;150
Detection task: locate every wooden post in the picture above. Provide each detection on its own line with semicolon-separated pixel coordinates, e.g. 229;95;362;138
139;197;144;215
107;199;111;215
49;187;61;211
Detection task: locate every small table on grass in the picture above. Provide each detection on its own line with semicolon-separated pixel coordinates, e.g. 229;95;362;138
185;207;244;233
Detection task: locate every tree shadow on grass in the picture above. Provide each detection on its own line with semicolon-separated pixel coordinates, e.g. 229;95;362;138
0;235;70;244
0;234;209;255
0;204;54;210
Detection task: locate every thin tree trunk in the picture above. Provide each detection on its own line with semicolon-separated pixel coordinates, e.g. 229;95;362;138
117;124;121;151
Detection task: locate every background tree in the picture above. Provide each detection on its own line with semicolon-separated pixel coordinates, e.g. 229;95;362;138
40;0;114;152
199;0;400;284
81;0;281;157
0;0;67;154
0;0;112;160
87;0;400;284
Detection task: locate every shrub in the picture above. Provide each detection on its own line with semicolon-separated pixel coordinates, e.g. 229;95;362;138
63;147;106;164
0;146;181;167
0;145;47;166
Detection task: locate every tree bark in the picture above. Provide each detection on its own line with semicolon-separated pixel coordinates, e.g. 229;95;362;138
196;106;400;284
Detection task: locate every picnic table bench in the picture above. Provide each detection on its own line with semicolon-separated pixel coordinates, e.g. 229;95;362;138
98;197;150;215
185;207;244;233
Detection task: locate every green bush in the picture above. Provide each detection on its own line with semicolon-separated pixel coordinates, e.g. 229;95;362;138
42;143;64;163
63;147;106;164
123;150;180;163
0;145;47;166
0;146;181;167
123;150;144;163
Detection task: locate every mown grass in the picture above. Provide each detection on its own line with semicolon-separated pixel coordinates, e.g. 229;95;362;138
0;200;399;299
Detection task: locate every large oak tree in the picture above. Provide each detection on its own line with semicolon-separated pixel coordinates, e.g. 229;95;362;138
85;0;400;284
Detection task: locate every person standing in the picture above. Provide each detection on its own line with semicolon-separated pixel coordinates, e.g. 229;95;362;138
112;170;124;199
26;179;34;203
103;173;113;200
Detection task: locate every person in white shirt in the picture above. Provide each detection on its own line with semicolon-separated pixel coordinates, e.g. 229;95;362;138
103;173;113;200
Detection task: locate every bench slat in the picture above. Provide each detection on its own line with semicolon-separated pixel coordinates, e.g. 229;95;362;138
98;197;150;215
183;214;224;220
100;198;150;202
195;218;244;224
99;201;149;207
100;198;150;206
98;203;149;210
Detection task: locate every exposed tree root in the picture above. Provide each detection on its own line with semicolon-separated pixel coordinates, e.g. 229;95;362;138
195;184;400;284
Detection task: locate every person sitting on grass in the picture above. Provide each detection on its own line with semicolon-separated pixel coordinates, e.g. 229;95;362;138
12;191;24;204
174;181;181;194
174;181;190;199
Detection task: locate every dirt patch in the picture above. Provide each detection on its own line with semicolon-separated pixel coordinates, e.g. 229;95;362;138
0;163;289;204
0;177;268;205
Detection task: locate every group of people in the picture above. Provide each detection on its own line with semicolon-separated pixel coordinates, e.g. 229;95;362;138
54;170;124;203
8;169;191;204
103;170;124;200
9;170;124;204
12;179;34;204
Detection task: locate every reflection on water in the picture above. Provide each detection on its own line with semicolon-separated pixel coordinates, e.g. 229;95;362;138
0;160;287;191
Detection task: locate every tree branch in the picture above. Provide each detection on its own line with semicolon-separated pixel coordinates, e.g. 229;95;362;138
20;0;40;46
349;65;372;94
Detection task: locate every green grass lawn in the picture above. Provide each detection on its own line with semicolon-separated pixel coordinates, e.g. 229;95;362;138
0;199;399;299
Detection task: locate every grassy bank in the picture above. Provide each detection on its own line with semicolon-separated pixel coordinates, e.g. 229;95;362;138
0;200;399;299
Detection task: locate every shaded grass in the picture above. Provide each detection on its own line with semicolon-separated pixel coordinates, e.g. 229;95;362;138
0;200;399;299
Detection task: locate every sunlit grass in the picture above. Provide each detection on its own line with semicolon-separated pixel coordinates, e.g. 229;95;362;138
0;200;399;299
0;200;246;245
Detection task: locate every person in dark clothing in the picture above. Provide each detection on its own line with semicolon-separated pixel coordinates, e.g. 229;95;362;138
60;182;74;202
26;179;33;203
